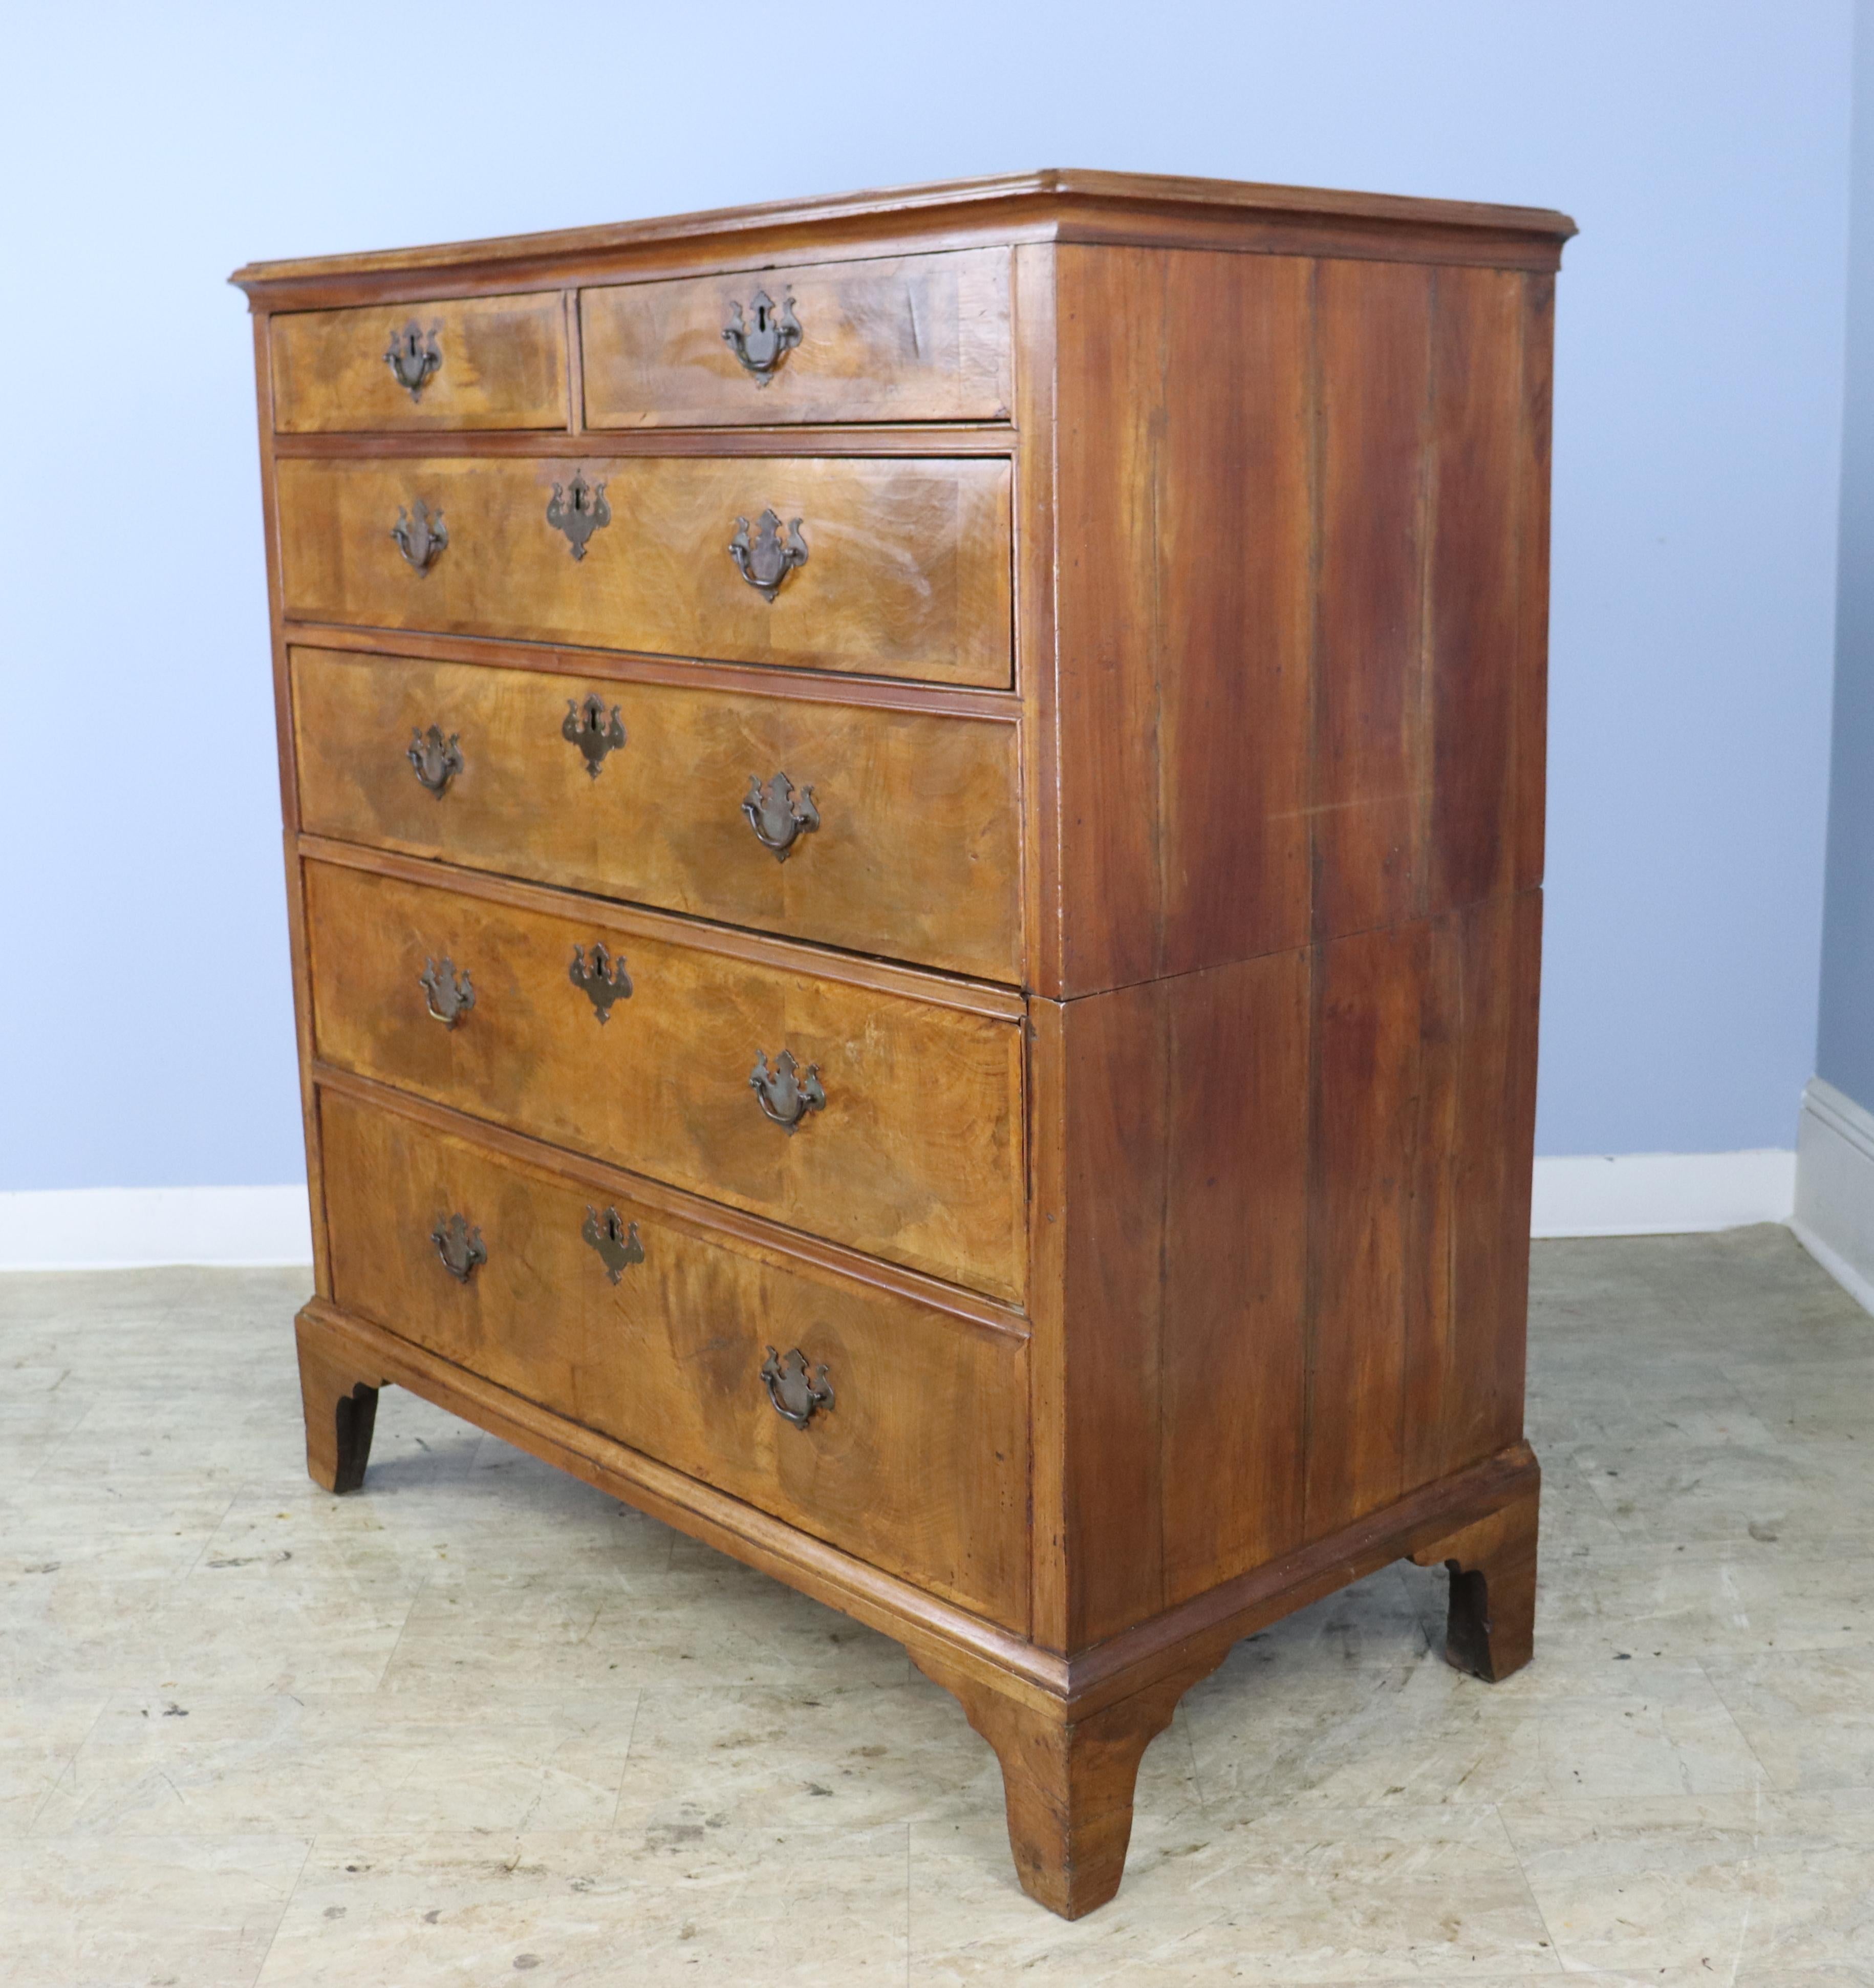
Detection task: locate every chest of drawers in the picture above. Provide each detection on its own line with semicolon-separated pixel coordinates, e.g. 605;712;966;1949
234;170;1572;1917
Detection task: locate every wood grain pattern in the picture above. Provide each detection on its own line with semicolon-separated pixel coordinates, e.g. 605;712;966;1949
1428;267;1527;913
271;291;568;432
320;1087;1031;1627
1158;952;1312;1605
303;857;1027;1300
1310;259;1434;938
276;454;1013;687
581;247;1010;427
290;644;1022;981
1042;245;1312;997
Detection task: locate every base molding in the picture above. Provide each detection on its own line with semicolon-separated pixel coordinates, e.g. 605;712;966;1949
296;1296;1541;1918
1793;1077;1874;1315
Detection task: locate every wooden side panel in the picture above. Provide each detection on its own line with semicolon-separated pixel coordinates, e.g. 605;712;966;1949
271;292;569;433
1428;267;1526;912
303;859;1027;1301
1159;952;1311;1605
319;1088;1031;1630
1402;891;1541;1488
290;646;1022;982
1049;246;1162;993
1157;252;1312;978
1043;246;1315;997
1514;275;1557;892
1303;924;1432;1537
1311;260;1434;938
1055;984;1167;1647
276;455;1013;688
581;248;1011;427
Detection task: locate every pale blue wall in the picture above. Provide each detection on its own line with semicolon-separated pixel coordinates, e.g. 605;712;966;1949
0;2;1851;1188
1819;0;1874;1113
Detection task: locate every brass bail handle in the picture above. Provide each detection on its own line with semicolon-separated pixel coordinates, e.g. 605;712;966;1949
749;1049;825;1132
385;319;441;400
723;287;802;382
760;1346;834;1428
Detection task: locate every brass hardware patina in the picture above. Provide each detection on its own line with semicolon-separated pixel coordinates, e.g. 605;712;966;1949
568;942;633;1022
407;724;463;797
722;287;802;383
385;320;441;400
431;1212;486;1283
418;957;475;1028
742;772;819;860
728;509;808;601
562;694;626;778
391;499;447;573
581;1206;645;1284
749;1049;825;1132
546;470;611;560
760;1346;834;1428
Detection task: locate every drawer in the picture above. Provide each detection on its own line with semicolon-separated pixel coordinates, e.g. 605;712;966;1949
580;248;1010;427
276;455;1011;688
319;1088;1030;1630
304;857;1027;1301
271;293;569;432
291;647;1022;983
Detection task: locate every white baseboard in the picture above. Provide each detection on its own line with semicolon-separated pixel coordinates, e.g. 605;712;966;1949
1792;1077;1874;1314
0;1186;313;1271
1530;1149;1795;1238
0;1150;1810;1271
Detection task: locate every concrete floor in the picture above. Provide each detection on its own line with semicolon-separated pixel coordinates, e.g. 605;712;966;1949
2;1226;1872;1984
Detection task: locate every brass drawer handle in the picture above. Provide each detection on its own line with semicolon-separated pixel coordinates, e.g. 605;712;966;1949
546;471;611;561
391;499;447;573
761;1346;834;1428
742;773;818;861
407;724;462;797
418;956;474;1028
385;320;441;400
723;287;801;382
750;1050;824;1133
563;694;627;778
728;510;807;601
432;1212;486;1283
581;1205;645;1284
569;942;632;1022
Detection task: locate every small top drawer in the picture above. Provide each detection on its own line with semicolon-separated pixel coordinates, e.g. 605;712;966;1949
271;292;569;433
580;249;1010;428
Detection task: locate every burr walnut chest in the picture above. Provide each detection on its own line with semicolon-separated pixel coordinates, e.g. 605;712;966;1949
234;170;1573;1917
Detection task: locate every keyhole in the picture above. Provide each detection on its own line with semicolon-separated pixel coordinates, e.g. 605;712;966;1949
754;299;771;333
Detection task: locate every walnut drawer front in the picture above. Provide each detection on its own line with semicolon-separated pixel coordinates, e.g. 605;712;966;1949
319;1087;1030;1630
276;456;1012;688
580;248;1010;427
304;857;1027;1302
271;293;569;432
291;647;1021;984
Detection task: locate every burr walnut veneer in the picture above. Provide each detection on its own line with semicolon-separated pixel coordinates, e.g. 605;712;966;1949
234;170;1572;1918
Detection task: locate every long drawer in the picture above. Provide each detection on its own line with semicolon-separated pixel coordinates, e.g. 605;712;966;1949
290;645;1022;981
275;455;1012;687
271;292;570;432
579;248;1011;427
303;854;1028;1301
319;1087;1031;1629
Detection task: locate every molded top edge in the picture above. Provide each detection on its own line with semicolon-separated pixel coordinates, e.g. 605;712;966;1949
229;167;1578;290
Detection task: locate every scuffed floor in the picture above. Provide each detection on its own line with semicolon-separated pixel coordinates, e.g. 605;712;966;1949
2;1224;1872;1983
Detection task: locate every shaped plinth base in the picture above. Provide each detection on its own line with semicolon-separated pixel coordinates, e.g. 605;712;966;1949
1409;1483;1539;1682
912;1651;1214;1920
295;1308;385;1494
